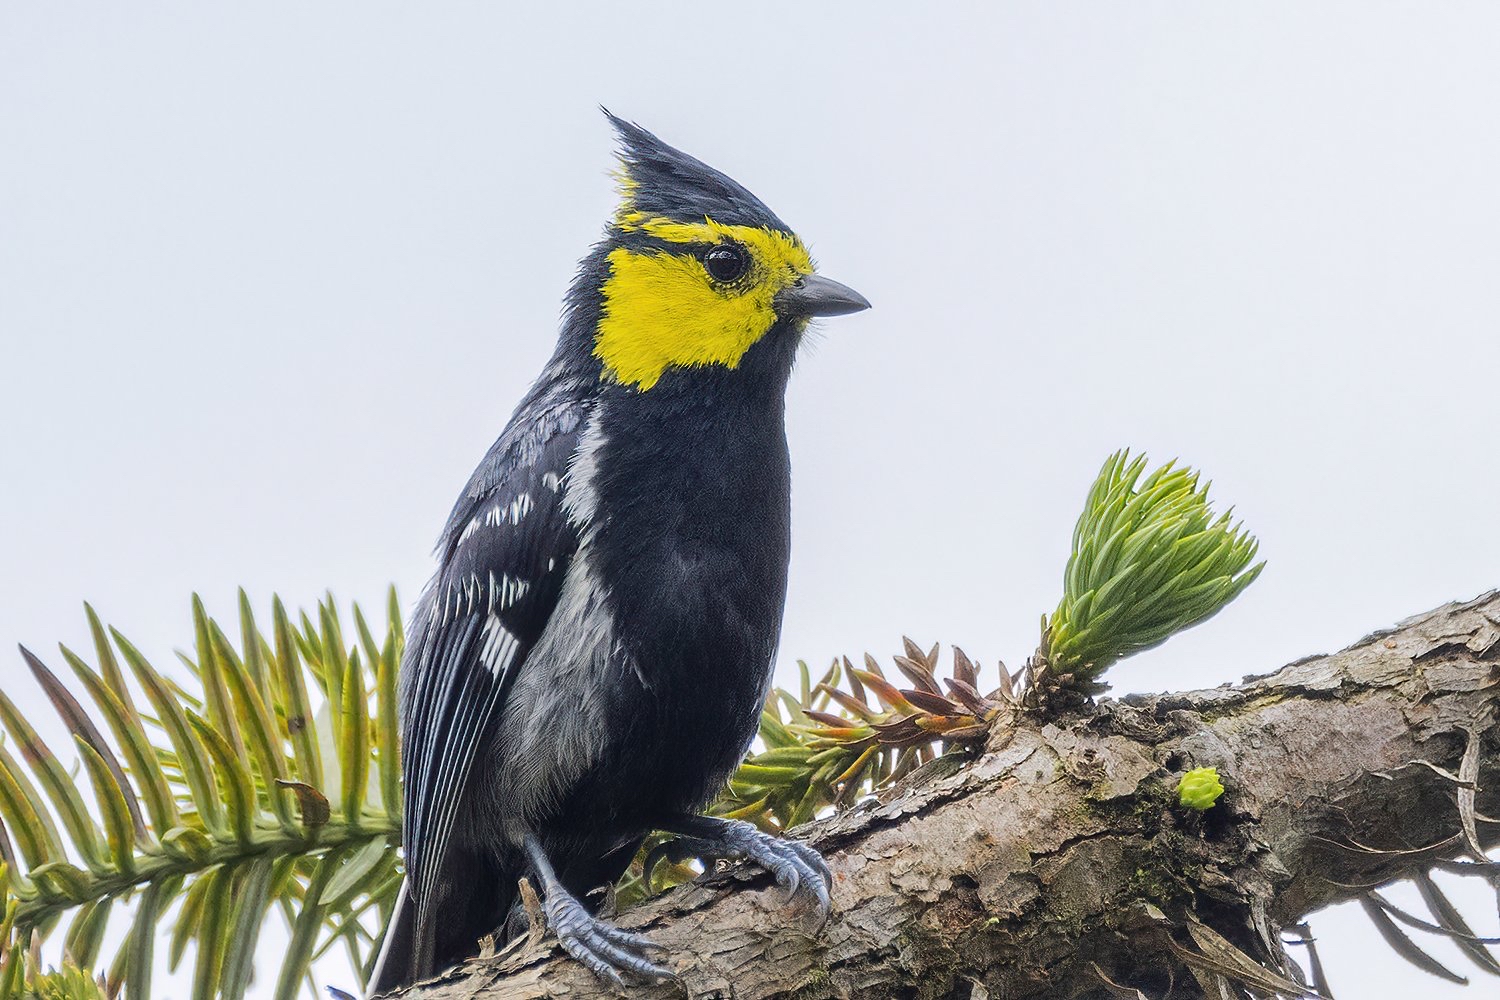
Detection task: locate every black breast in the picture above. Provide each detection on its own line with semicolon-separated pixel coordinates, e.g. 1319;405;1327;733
575;327;798;823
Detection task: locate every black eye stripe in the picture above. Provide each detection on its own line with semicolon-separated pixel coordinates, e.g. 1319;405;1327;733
702;242;750;283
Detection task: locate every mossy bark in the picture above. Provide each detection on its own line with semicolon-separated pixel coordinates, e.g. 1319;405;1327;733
388;592;1500;999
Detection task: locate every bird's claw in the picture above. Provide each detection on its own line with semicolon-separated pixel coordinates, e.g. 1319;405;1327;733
543;884;672;986
661;818;832;924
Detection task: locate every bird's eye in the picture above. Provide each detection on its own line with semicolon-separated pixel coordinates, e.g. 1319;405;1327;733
702;243;749;283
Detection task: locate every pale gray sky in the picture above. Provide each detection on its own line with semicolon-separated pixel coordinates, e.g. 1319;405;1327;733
3;4;1497;997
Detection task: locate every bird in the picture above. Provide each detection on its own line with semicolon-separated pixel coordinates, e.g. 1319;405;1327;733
366;111;870;994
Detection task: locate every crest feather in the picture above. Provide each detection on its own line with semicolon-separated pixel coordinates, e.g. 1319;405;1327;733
602;109;789;232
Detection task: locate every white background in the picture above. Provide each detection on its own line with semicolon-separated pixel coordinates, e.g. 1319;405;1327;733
3;4;1497;997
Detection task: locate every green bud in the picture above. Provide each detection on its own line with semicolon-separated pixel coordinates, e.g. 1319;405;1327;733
1046;451;1265;682
1176;767;1224;811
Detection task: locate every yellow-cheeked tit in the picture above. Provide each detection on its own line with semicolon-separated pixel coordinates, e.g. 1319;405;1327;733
368;111;869;993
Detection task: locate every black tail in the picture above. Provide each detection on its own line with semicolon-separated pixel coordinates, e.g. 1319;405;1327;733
365;865;518;996
365;880;416;997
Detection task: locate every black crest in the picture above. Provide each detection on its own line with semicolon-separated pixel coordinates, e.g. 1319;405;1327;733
605;110;789;233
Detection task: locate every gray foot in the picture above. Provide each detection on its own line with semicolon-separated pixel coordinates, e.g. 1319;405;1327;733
650;815;832;923
523;836;673;987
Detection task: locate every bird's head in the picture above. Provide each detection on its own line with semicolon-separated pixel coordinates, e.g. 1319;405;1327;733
572;112;869;392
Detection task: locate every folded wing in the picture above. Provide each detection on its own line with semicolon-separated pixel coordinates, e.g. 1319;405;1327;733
394;389;585;977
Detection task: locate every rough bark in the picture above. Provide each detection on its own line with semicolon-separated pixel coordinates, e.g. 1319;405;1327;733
390;592;1500;1000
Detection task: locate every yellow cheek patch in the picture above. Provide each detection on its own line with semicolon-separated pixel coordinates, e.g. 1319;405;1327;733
594;218;814;391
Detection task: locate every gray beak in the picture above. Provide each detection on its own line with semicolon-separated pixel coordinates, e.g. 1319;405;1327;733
775;274;872;318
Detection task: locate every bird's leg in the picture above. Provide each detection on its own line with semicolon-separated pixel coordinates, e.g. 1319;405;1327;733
520;835;672;987
649;815;832;923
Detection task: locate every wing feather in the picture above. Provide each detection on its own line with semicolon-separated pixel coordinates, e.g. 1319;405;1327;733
397;384;586;973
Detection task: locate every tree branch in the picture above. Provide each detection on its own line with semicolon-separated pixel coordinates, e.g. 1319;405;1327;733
387;592;1500;999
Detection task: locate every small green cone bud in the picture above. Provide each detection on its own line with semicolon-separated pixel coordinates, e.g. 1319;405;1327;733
1176;767;1224;811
